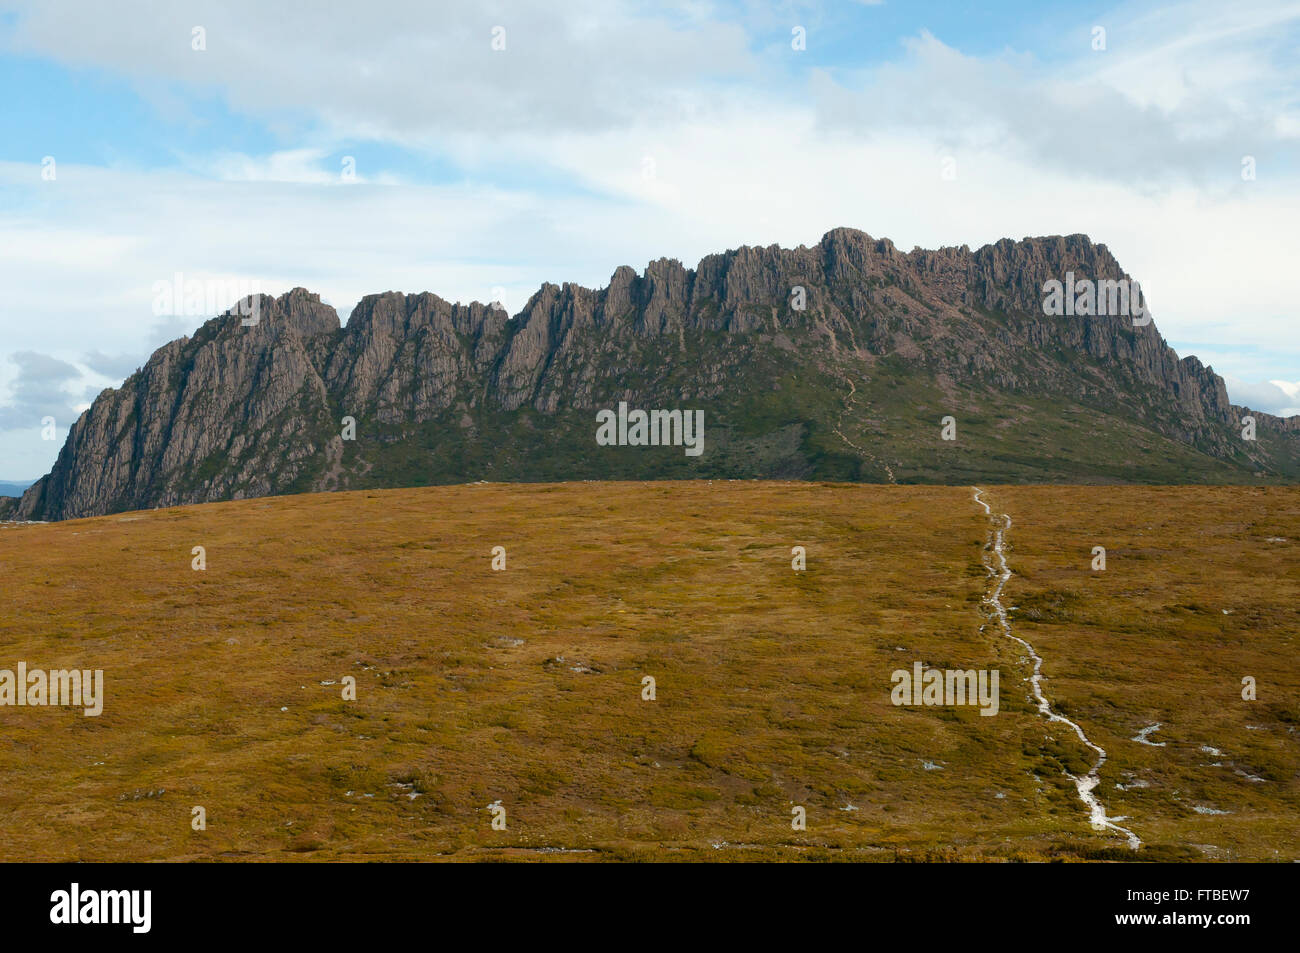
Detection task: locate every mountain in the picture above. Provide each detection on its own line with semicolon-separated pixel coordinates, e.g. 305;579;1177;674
11;228;1300;521
0;480;35;521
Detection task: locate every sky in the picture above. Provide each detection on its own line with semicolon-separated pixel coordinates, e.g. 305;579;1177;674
1;0;1298;479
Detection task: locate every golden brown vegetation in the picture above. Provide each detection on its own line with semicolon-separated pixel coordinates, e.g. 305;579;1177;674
0;481;1294;861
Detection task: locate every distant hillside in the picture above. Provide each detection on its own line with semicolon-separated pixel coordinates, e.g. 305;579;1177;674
12;228;1300;521
0;481;34;520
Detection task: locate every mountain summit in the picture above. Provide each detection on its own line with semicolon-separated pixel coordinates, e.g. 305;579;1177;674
8;228;1298;521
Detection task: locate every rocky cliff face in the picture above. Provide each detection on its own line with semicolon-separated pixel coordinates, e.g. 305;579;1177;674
13;228;1299;520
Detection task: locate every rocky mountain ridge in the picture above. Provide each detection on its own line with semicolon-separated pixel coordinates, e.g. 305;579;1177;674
9;227;1299;521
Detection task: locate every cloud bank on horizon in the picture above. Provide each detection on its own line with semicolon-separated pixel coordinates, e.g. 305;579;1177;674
1;0;1298;477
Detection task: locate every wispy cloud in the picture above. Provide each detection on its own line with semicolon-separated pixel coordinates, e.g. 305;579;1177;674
1222;377;1300;416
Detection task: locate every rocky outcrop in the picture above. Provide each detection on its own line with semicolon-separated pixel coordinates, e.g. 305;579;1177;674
19;290;340;519
13;228;1299;520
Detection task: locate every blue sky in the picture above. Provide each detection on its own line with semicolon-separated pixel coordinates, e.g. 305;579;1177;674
1;0;1298;479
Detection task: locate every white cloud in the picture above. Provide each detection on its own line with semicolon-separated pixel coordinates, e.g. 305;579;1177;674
1274;379;1300;400
1091;0;1300;112
1222;376;1300;416
0;0;759;138
811;17;1299;188
2;0;1299;479
193;149;390;185
0;351;86;432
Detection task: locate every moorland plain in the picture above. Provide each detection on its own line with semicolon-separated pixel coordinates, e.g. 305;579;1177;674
0;481;1294;861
